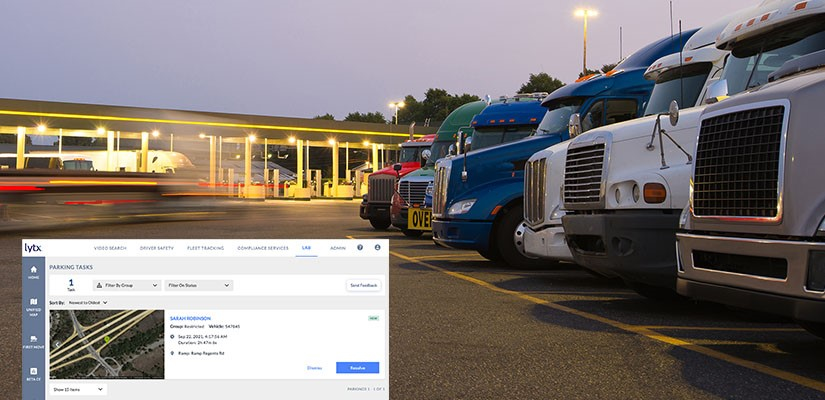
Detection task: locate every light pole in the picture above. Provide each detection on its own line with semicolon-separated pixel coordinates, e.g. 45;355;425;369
575;8;598;76
389;101;405;125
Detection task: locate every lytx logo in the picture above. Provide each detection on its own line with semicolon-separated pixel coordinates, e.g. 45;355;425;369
24;243;42;253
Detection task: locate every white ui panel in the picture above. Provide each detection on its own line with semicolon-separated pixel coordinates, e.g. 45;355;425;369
22;239;389;400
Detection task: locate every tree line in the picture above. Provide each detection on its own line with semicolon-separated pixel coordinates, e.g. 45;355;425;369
317;71;570;125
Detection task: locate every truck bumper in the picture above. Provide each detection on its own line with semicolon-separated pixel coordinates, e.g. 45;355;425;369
521;223;573;262
562;211;680;285
359;201;390;220
676;232;825;323
432;218;491;251
391;206;409;229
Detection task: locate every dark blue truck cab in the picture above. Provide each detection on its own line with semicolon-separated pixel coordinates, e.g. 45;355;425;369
431;30;697;268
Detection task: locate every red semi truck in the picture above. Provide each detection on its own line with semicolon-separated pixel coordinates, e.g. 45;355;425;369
359;134;435;229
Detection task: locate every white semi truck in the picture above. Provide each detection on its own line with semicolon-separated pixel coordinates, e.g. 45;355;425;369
516;16;735;274
556;13;759;298
677;0;825;336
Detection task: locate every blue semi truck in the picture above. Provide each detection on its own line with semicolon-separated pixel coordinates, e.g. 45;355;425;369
431;30;697;268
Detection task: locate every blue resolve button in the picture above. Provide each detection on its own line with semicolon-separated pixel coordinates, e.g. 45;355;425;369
336;362;379;374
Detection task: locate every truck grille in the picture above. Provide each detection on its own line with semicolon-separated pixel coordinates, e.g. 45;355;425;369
564;144;606;209
399;181;429;206
433;165;449;217
367;174;396;203
693;106;784;218
693;250;787;280
524;158;547;226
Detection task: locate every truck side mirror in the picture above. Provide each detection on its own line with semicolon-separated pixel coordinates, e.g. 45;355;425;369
448;144;457;156
668;100;680;127
463;136;473;153
420;149;431;167
568;113;583;138
704;79;729;104
393;163;402;172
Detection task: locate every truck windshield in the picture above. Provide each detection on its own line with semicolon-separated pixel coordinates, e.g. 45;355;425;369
26;157;57;169
723;25;825;94
426;141;451;167
645;62;713;115
63;160;94;170
537;97;584;135
398;147;422;163
471;126;535;151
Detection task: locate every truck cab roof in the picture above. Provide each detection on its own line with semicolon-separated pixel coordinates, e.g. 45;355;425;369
401;134;435;147
542;29;699;105
716;0;824;51
435;101;487;142
470;97;545;129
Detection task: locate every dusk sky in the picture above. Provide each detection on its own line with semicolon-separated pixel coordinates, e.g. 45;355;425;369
1;0;758;122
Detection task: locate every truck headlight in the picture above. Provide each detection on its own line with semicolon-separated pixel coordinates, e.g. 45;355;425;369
448;199;476;215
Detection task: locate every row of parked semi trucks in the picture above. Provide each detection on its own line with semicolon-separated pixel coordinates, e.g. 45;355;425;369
360;0;825;337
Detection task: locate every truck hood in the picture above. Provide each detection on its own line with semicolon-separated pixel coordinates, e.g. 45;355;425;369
400;165;435;180
371;161;423;177
454;134;567;173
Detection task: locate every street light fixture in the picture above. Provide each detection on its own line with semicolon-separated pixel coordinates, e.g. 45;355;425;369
574;8;598;76
389;101;405;125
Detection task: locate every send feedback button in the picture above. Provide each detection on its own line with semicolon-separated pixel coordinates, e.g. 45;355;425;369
346;279;381;292
336;362;379;374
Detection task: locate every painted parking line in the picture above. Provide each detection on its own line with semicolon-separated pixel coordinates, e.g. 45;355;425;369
408;254;484;261
643;326;804;332
390;250;825;393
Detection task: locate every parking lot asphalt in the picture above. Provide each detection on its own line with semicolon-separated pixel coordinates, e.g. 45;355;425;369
0;199;823;399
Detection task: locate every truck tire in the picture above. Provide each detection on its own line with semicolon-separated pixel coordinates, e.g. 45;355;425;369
493;204;547;269
401;229;423;237
478;247;503;262
369;216;391;230
798;321;825;339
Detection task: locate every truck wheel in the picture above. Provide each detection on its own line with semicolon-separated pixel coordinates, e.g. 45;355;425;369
625;281;684;302
798;321;825;339
369;216;391;230
494;204;547;269
478;247;503;262
401;229;423;237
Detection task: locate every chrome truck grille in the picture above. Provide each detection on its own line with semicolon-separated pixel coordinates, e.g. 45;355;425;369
563;144;606;209
524;158;547;226
399;181;429;206
433;165;449;217
367;174;396;203
693;106;785;219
